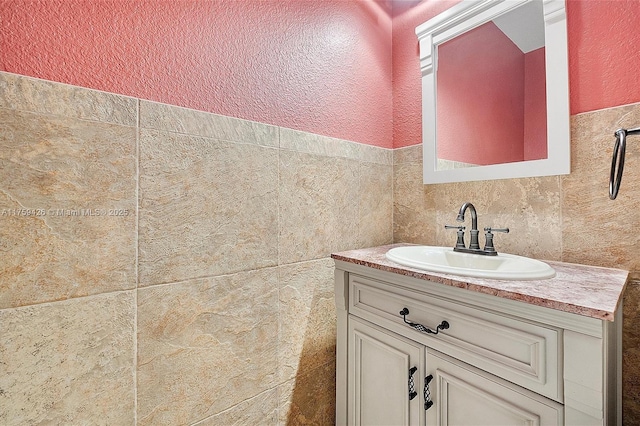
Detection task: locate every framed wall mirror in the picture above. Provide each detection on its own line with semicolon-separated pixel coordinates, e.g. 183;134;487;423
416;0;570;183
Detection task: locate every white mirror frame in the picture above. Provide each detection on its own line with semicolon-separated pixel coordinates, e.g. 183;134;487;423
416;0;570;184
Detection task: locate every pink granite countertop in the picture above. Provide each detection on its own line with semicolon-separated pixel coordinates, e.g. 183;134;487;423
332;244;629;321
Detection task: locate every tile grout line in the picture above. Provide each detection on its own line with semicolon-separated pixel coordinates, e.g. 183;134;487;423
0;289;137;311
277;126;281;268
276;125;282;422
391;149;395;244
134;97;140;425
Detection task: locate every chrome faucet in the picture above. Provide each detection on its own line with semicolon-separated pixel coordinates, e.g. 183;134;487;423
445;202;509;256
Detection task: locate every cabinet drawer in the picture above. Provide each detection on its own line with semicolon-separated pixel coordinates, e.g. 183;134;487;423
349;274;562;402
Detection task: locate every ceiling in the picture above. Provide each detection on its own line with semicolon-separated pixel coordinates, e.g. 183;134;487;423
493;1;545;53
374;0;423;17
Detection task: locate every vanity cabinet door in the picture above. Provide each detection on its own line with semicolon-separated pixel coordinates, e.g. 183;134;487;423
349;316;425;426
425;350;563;426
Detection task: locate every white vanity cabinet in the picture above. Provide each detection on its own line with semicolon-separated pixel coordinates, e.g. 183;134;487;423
334;247;626;426
348;316;562;426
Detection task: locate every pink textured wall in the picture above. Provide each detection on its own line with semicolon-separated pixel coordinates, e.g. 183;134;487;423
0;0;393;148
393;0;640;148
2;1;639;149
568;0;640;115
437;22;525;166
392;0;461;148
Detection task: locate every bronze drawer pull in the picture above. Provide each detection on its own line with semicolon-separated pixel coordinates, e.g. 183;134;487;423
400;308;449;335
408;366;418;401
424;374;434;410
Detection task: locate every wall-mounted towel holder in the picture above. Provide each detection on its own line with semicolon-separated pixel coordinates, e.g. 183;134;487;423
609;127;640;200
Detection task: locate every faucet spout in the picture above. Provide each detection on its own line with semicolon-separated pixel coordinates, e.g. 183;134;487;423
456;202;477;230
456;202;480;250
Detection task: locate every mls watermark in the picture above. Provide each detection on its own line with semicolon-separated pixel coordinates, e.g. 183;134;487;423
1;208;131;218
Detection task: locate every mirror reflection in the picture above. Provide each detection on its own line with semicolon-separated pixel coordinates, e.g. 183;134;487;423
436;1;547;170
416;0;570;184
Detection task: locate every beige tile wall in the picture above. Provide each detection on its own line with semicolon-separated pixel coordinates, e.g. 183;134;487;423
393;101;640;423
4;68;638;425
0;72;393;425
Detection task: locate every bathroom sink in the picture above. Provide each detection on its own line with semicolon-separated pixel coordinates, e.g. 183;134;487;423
385;246;555;280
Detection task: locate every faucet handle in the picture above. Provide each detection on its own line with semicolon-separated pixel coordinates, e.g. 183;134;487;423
445;225;465;230
483;227;509;253
445;225;466;249
484;227;509;234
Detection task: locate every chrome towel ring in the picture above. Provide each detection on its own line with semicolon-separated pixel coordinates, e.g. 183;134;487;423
610;127;640;200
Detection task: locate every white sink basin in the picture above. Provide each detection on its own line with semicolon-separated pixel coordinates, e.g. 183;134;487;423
385;246;555;280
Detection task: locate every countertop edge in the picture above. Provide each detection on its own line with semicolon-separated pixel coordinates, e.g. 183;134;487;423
332;244;629;322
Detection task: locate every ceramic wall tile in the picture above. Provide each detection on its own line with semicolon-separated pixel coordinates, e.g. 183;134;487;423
278;360;336;426
359;161;393;248
359;143;393;166
138;128;278;286
139;100;278;147
0;72;137;126
392;144;562;260
279;149;359;264
432;177;562;260
393;145;437;244
193;389;279;426
136;268;279;425
280;127;361;160
393;144;422;165
278;259;336;383
562;104;640;272
0;291;136;425
0;108;137;308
